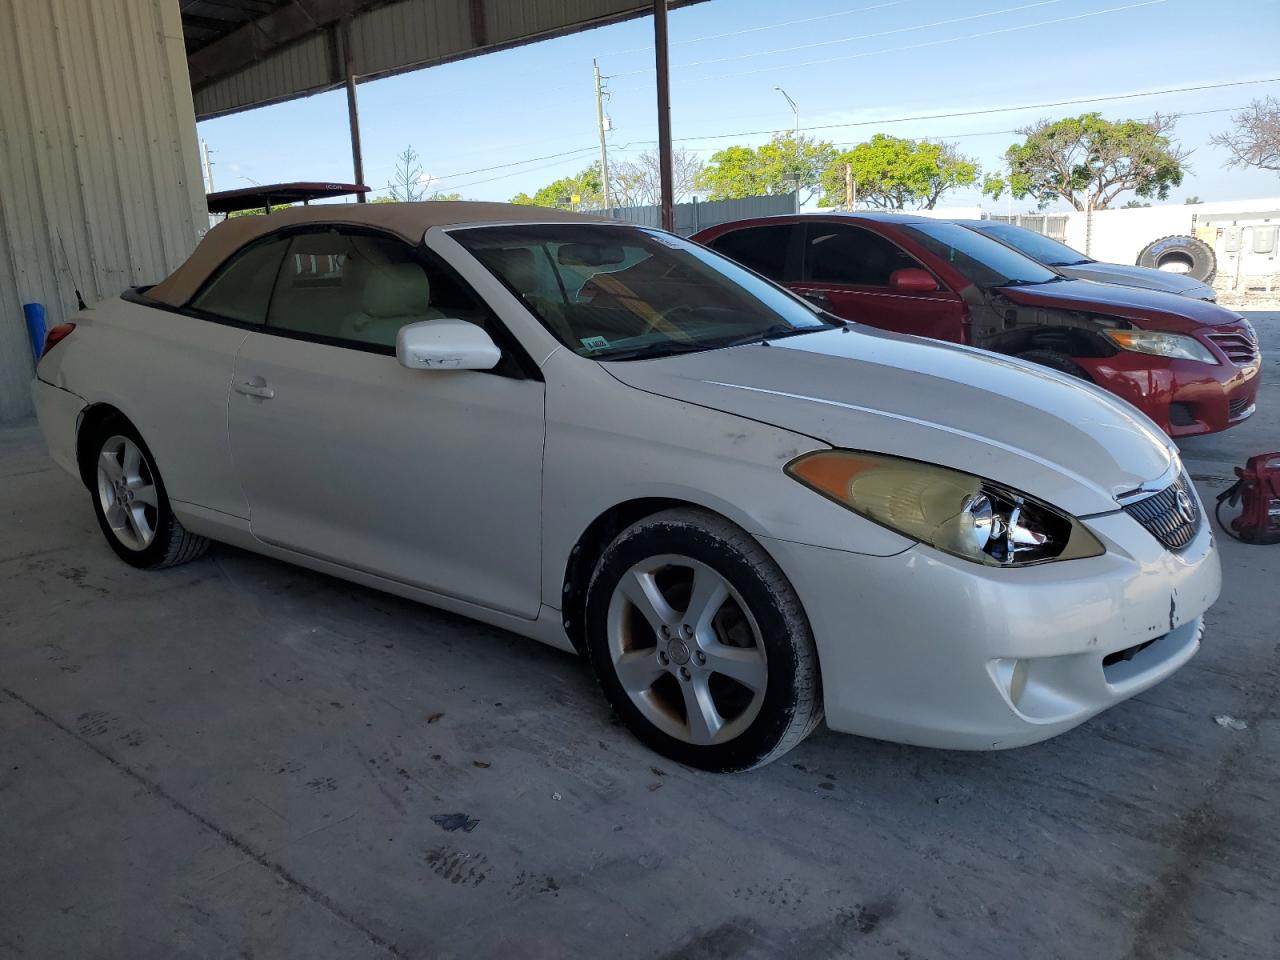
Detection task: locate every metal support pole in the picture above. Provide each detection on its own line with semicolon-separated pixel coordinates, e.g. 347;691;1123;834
845;163;853;211
342;18;366;201
653;0;674;232
594;59;611;211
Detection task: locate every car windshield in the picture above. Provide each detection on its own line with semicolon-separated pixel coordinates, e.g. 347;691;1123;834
899;221;1060;288
970;223;1092;267
452;223;830;360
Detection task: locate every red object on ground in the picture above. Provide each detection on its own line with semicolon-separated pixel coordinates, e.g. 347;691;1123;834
693;213;1262;437
1216;453;1280;544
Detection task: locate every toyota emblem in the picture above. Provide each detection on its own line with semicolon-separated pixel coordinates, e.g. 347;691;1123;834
1174;488;1195;524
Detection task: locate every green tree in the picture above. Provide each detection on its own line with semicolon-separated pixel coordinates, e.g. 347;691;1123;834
227;203;295;218
696;132;836;205
982;113;1188;211
372;192;462;203
511;164;604;209
818;135;979;209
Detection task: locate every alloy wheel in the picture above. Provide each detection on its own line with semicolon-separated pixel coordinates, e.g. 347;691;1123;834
96;435;159;551
606;554;768;746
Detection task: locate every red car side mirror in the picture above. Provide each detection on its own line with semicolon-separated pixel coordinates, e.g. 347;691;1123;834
890;268;938;292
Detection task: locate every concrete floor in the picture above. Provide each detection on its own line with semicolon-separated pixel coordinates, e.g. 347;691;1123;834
1;313;1277;960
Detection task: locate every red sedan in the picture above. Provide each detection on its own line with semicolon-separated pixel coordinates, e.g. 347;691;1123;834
692;214;1261;437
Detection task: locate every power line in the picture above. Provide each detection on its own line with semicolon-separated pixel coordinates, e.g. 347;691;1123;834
823;105;1250;146
609;0;1070;77
597;0;918;57
654;76;1280;144
670;0;1172;85
425;145;600;183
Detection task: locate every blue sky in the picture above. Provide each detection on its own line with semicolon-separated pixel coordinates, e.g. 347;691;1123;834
198;0;1280;211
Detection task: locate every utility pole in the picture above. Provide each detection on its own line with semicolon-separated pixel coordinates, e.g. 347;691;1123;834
845;163;854;211
594;59;611;212
201;140;214;193
653;0;674;231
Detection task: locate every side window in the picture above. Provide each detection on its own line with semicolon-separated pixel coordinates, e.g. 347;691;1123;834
708;225;793;280
804;224;920;286
189;237;289;323
266;231;490;349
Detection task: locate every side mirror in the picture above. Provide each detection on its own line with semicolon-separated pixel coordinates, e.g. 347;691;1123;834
396;319;501;371
889;267;938;293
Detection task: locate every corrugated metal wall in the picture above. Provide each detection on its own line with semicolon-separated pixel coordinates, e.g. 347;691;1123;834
0;0;206;420
194;0;703;120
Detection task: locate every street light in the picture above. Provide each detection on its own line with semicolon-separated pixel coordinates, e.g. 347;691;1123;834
774;86;799;133
775;87;801;212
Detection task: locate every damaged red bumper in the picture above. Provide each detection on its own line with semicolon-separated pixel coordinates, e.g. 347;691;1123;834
1074;323;1262;437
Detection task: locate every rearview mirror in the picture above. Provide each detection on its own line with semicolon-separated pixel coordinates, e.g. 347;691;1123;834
396;319;501;371
889;267;938;292
558;243;625;267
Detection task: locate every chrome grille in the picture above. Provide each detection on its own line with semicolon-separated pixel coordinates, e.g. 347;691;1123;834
1228;396;1252;418
1205;329;1259;366
1123;471;1201;550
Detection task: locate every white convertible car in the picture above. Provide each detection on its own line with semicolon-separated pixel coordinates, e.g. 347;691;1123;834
32;202;1220;771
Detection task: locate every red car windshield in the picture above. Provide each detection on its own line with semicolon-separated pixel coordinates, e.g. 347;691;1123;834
900;221;1061;288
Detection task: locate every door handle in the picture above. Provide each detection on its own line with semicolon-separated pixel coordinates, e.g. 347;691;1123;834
235;378;275;400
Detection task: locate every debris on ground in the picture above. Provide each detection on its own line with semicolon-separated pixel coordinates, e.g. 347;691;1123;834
473;760;491;769
552;792;562;801
431;813;479;833
647;782;663;792
1214;714;1248;731
426;712;444;723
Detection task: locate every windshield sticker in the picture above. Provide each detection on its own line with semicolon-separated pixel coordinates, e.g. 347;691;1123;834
579;336;610;351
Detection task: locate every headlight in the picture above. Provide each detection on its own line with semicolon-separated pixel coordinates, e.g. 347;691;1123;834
785;451;1105;567
1103;329;1219;364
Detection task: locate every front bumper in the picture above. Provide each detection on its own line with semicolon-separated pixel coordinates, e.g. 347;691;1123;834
761;500;1220;750
1073;336;1260;438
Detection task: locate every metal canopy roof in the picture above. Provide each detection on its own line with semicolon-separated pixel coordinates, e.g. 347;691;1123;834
183;0;704;120
180;0;294;55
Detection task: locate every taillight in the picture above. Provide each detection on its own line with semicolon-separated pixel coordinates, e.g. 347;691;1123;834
42;323;76;357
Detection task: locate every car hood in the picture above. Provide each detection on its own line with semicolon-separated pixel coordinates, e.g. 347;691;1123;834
603;327;1175;517
1058;261;1215;299
997;277;1237;331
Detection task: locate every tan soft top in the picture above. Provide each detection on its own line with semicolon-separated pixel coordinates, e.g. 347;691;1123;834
147;201;608;307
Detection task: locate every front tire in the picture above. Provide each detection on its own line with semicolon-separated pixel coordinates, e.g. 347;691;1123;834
88;416;210;569
1017;349;1092;382
585;509;822;772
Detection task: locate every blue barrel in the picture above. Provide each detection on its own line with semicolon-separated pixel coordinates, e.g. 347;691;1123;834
23;303;47;361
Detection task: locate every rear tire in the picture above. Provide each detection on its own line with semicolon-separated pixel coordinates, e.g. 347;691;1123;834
87;415;210;569
585;508;822;772
1017;349;1092;382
